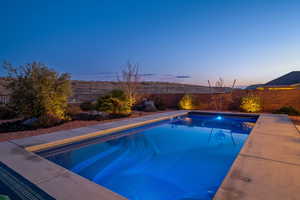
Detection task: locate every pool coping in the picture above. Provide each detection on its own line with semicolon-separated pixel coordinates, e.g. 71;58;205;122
0;111;299;199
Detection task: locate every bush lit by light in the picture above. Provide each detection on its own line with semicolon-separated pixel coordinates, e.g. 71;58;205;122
4;62;72;126
240;94;262;113
178;94;194;110
96;89;131;115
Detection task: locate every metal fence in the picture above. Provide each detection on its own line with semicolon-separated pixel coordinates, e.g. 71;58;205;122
0;95;9;104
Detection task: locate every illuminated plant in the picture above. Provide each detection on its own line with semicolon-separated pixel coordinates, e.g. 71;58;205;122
3;61;72;126
96;89;131;116
118;61;141;108
178;94;194;110
240;94;262;113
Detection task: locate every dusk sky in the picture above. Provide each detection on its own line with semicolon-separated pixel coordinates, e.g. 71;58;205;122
1;0;300;87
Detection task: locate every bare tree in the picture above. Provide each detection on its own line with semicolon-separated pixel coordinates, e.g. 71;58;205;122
118;61;141;107
215;78;225;88
208;78;237;110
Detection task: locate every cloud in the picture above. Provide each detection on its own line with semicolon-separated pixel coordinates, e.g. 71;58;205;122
175;75;191;79
140;73;156;77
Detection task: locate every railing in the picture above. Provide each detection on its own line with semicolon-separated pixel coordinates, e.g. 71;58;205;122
0;95;9;104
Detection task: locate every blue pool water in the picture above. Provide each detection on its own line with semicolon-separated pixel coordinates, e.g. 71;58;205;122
39;114;257;200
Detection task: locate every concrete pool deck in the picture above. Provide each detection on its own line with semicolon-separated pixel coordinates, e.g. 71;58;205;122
0;111;299;199
214;114;300;200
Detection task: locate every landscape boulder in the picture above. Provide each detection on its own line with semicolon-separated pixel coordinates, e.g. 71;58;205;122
22;117;38;126
143;100;157;112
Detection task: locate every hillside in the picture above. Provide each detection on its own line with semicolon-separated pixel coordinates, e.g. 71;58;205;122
0;78;230;102
71;80;230;102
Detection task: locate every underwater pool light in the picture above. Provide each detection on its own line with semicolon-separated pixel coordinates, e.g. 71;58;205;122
216;116;223;120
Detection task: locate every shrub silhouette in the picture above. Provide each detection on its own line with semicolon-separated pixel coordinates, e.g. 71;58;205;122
273;106;300;116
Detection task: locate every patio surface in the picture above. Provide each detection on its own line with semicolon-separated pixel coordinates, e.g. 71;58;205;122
214;114;300;200
0;111;299;200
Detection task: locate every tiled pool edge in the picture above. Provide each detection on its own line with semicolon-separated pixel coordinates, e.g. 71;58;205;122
214;113;300;200
0;111;188;200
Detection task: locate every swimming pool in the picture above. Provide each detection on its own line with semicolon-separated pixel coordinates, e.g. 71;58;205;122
38;113;257;200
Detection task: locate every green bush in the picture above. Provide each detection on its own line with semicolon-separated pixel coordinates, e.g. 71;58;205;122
80;101;95;111
96;89;131;116
3;62;72;126
273;106;300;116
240;94;262;113
178;94;194;110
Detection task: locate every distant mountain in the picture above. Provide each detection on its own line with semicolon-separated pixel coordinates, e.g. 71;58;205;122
0;78;233;102
265;71;300;86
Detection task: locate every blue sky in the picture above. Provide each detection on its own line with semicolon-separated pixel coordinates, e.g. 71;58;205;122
1;0;300;86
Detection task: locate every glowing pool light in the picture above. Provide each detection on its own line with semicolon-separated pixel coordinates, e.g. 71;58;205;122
216;116;223;120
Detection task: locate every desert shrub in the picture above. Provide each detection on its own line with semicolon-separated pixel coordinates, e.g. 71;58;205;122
80;101;95;111
3;61;72;126
132;102;144;111
152;96;166;110
96;89;131;116
133;98;159;112
273;106;300;116
118;62;141;108
66;104;82;119
37;114;64;128
0;105;18;120
178;94;194;110
240;94;262;113
0;120;36;133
